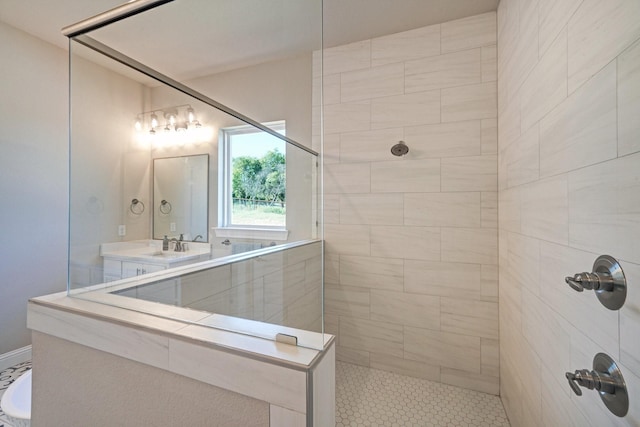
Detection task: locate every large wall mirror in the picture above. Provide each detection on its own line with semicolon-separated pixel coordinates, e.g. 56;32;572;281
153;154;209;242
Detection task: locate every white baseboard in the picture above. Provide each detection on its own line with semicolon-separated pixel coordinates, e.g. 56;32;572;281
0;346;32;371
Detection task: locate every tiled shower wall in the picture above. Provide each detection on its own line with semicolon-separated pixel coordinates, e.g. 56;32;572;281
315;12;500;394
497;0;640;425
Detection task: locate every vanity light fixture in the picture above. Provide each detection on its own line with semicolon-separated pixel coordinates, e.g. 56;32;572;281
150;113;158;128
134;104;202;135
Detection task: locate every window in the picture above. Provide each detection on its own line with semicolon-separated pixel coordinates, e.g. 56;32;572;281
220;121;286;230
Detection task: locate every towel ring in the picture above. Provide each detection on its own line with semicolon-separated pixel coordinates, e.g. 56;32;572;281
130;198;145;215
159;199;172;214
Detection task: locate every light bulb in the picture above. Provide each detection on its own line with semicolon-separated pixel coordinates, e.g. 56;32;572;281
169;114;176;126
134;118;142;131
187;107;195;123
150;113;158;128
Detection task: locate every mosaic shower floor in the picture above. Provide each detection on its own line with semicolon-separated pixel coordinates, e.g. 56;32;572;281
0;360;31;427
336;361;510;427
1;360;509;426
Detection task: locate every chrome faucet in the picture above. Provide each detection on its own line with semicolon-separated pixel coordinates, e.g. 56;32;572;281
169;238;185;252
193;234;203;242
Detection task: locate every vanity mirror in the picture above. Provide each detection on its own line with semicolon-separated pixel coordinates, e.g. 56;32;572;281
153;154;209;242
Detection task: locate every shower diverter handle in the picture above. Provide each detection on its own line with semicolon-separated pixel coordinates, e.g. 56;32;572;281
565;271;614;292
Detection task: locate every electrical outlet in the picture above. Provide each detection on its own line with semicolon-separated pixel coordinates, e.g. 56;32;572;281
118;225;126;236
170;222;176;232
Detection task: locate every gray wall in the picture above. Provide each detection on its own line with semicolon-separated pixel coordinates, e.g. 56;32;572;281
0;22;68;354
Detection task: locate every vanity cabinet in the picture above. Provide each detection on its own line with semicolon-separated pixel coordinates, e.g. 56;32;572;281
122;261;166;279
103;258;167;282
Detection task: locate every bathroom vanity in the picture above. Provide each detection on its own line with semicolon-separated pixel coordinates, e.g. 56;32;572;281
100;240;212;282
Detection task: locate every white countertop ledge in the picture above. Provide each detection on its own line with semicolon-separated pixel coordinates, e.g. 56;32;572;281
28;291;332;370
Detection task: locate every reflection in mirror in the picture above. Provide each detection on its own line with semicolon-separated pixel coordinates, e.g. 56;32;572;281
153;154;209;242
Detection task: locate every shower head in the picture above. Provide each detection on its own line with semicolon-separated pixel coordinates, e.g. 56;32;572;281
390;141;409;157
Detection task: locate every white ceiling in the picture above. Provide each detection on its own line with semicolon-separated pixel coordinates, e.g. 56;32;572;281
0;0;499;80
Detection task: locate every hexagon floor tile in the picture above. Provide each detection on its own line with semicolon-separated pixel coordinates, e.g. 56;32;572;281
336;361;510;426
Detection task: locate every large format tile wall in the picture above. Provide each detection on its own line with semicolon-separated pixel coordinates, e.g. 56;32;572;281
316;12;500;394
497;0;640;425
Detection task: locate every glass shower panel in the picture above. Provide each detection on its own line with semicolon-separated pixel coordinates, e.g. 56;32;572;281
66;0;323;349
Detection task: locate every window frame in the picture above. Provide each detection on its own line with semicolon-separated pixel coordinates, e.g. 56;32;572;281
219;120;287;231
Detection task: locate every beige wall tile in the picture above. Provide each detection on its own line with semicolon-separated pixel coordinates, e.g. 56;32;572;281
340;193;403;225
322;133;340;165
521;289;572;391
405;120;482;159
506;232;540;297
481;118;498;155
324;162;370;194
520;28;567;132
520;175;568;245
405;48;482;92
339;317;404;358
540;62;617;178
481;264;499;299
441;297;499;340
323;101;370;134
323;40;371;75
498;187;521;233
481;192;498;229
405;326;481;373
505;123;539;188
339;127;404;163
336;346;370;366
497;88;520;151
369;353;440;382
404;260;482;299
618;38;640;156
370;158;440;193
404;192;481;227
324;224;370;256
538;242;620;357
441;227;498;265
324;253;340;283
323;194;340;224
506;0;539;106
481;45;497;82
340;255;403;291
319;73;341;106
441;82;497;122
341;63;404;102
371;24;440;66
620;261;640;377
370;225;440;261
441;12;497;53
441;368;499;395
481;338;500;377
371;91;440;130
370;289;440;329
568;0;640;93
325;284;370;319
538;0;582;56
568;153;640;264
441;155;497;192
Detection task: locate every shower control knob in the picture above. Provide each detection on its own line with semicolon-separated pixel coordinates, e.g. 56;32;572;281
564;255;627;310
565;353;629;417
